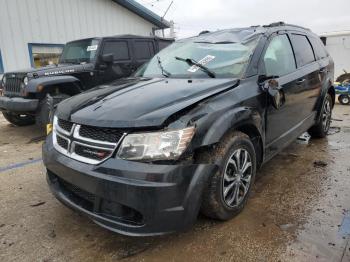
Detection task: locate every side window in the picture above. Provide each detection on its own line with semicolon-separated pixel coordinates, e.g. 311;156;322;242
290;34;315;67
158;40;171;51
263;34;296;76
309;36;328;60
102;41;130;60
134;41;155;60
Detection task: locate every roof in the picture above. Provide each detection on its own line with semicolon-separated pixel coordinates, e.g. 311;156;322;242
112;0;171;29
185;27;265;43
66;35;173;44
320;31;350;38
184;22;317;43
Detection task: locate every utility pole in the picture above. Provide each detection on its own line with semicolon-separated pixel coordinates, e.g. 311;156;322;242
161;0;174;37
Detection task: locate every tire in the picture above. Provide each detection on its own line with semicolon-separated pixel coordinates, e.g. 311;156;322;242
36;94;70;130
309;93;333;138
338;95;350;105
36;95;51;130
200;131;257;221
2;112;35;126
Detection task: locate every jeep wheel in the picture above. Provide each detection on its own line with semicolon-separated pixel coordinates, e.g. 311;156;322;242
338;95;350;105
36;94;70;130
201;131;256;220
2;112;35;126
309;93;333;138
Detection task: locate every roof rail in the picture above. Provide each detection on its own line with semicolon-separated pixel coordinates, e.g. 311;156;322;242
263;22;310;31
263;22;286;27
199;30;211;36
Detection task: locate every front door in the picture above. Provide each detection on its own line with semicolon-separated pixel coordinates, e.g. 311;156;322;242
262;33;309;155
98;40;134;84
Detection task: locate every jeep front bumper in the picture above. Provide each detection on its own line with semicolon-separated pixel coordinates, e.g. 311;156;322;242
0;96;39;112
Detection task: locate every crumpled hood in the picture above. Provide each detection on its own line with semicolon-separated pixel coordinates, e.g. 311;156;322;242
56;77;239;128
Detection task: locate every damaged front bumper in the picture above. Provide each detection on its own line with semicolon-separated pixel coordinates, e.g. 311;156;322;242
43;135;217;236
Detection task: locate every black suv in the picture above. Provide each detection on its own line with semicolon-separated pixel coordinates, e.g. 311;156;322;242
43;23;335;236
0;35;172;128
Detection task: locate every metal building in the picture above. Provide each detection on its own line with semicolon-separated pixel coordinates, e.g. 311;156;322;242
321;31;350;78
0;0;170;75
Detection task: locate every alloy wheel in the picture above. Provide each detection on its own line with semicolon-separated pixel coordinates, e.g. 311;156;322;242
222;148;253;207
322;98;332;132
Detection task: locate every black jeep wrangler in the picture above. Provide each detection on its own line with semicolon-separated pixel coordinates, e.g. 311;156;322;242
0;35;172;128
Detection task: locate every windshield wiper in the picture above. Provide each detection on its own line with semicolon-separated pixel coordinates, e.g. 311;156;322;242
175;56;216;78
157;56;171;78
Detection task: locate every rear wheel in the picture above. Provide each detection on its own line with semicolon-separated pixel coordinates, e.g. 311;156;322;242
201;131;256;220
338;95;350;105
2;112;35;126
309;93;332;138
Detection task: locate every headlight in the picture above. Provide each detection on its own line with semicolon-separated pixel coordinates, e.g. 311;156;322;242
117;127;195;161
23;77;28;85
2;75;6;85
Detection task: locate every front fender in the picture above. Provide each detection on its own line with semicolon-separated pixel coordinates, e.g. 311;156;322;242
199;106;264;147
26;76;82;93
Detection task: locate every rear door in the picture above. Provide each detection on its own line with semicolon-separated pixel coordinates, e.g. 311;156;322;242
289;33;321;118
99;39;133;83
132;39;156;69
308;35;333;95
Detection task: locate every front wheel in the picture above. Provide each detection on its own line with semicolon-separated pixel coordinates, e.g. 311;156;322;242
36;94;70;130
2;112;35;126
338;95;350;105
200;131;257;221
309;93;333;138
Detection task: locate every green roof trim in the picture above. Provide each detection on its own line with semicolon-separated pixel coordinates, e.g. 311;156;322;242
112;0;171;29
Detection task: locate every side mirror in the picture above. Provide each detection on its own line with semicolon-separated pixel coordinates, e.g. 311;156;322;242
264;79;285;109
101;54;114;63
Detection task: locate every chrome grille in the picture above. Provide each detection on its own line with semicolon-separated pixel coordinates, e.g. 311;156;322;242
53;116;126;164
56;135;69;150
3;74;25;96
58;119;73;133
79;125;124;143
74;143;113;161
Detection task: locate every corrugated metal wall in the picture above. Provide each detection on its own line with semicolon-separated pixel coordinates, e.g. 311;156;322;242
324;34;350;78
0;0;156;72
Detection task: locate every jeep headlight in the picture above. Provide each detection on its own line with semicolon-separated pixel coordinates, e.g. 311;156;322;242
23;77;28;86
117;127;195;161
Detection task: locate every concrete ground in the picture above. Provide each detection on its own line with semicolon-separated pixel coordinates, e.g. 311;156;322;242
0;103;349;262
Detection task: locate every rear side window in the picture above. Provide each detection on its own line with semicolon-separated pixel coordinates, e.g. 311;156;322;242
309;36;328;60
290;34;315;67
134;41;155;60
102;41;130;60
263;34;296;76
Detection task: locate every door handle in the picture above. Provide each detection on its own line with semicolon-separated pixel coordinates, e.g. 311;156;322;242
296;79;306;85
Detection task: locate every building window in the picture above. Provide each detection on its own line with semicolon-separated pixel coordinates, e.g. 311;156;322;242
0;50;4;74
28;43;64;68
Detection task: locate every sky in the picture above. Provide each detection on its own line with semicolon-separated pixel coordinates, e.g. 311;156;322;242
136;0;350;38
